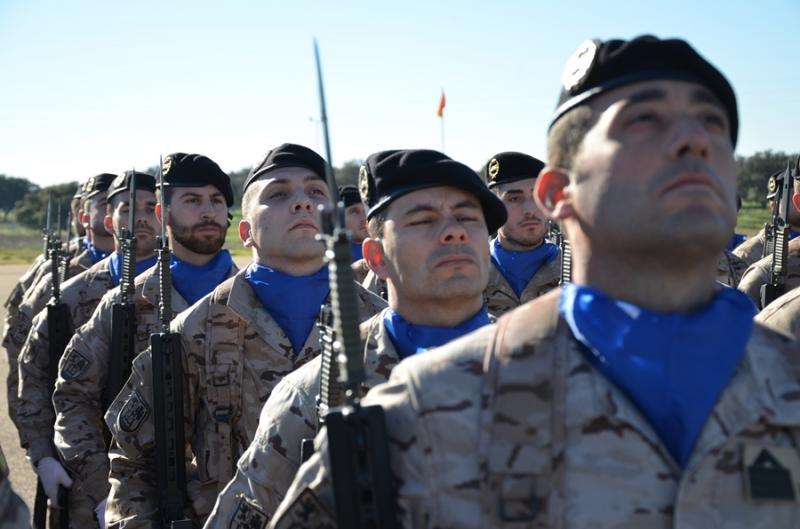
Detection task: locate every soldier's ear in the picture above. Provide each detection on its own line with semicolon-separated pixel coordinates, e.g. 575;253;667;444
79;210;91;229
791;192;800;214
103;214;114;235
362;238;389;279
239;219;253;247
155;203;163;224
534;167;574;220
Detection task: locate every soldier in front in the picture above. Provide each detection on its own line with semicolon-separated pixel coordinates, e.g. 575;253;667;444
270;35;800;529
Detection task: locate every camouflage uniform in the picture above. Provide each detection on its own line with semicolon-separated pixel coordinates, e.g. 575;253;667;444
483;251;560;316
732;227;766;266
0;445;31;529
50;262;235;528
105;270;386;528
3;249;93;428
271;289;800;529
204;310;401;527
756;286;800;340
361;269;386;299
737;242;800;307
15;256;116;528
717;250;749;288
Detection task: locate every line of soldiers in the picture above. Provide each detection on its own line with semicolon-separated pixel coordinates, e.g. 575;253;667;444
2;32;800;529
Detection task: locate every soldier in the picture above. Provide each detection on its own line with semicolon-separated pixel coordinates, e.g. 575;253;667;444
733;170;800;265
3;174;117;425
204;148;506;527
271;35;800;529
16;171;158;528
52;154;238;528
0;444;31;529
756;286;800;339
340;186;368;261
482;152;560;315
104;143;386;528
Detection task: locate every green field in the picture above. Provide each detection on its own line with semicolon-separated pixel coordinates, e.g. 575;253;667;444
0;203;772;265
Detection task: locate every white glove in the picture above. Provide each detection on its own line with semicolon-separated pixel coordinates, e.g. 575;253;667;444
35;456;73;503
95;498;107;529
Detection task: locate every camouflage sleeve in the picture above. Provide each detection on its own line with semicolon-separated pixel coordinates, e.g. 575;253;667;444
104;348;161;529
737;262;770;307
269;363;430;529
0;443;31;529
52;297;114;507
105;324;200;529
15;311;58;463
205;373;318;528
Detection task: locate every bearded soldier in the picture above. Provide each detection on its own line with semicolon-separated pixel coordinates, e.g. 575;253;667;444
104;144;385;528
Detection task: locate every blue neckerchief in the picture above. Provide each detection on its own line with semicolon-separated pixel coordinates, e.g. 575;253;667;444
383;306;491;360
86;241;111;264
108;253;158;288
170;250;233;305
790;230;800;242
559;283;755;467
351;242;364;262
244;262;330;355
725;233;747;252
490;238;559;298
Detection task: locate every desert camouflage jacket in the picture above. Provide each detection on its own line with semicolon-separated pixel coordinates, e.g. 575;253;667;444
0;445;30;529
717;250;749;288
51;261;236;517
204;310;401;528
104;269;386;529
271;289;800;529
732;227;766;266
756;286;800;340
15;255;115;465
483;250;560;317
3;249;93;428
737;240;800;308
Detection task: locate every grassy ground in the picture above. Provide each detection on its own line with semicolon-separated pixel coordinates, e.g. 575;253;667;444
0;203;772;265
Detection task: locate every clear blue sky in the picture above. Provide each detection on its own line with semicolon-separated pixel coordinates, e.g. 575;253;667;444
1;0;797;188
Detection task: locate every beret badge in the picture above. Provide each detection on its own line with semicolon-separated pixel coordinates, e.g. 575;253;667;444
488;158;500;181
561;39;598;92
768;176;778;194
162;155;173;177
84;176;95;193
358;165;370;204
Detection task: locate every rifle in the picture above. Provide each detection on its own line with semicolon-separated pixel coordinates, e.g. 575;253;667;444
104;173;138;416
311;40;398;529
150;159;191;529
548;220;572;284
760;159;797;308
33;199;71;529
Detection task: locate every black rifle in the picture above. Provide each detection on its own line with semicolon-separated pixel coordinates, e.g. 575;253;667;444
33;200;71;529
548;220;572;284
760;159;797;308
312;40;398;529
151;160;191;529
104;174;138;416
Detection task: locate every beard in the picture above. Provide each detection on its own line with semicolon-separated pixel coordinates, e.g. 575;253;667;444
171;219;226;255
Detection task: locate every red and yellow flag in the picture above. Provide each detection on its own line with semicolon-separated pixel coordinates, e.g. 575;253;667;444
437;91;446;118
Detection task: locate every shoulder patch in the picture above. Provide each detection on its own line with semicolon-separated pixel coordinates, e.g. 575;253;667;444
61;349;91;380
229;495;269;529
272;488;336;529
118;389;150;433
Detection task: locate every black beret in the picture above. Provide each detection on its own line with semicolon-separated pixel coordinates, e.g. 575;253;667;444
483;152;546;188
243;143;327;193
551;35;738;146
107;171;157;201
158;153;234;207
339;186;362;208
83;173;116;199
358;149;507;233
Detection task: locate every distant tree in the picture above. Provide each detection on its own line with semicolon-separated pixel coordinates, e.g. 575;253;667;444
0;175;38;221
737;150;800;205
228;168;250;210
15;182;79;230
335;159;363;188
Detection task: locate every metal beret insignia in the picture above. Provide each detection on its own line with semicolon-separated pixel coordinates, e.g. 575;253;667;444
358;165;370;204
84;176;95;193
162;155;173;177
561;39;598;92
768;176;778;194
488;158;500;181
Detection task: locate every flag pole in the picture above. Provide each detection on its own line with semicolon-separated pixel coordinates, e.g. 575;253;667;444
440;114;445;153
